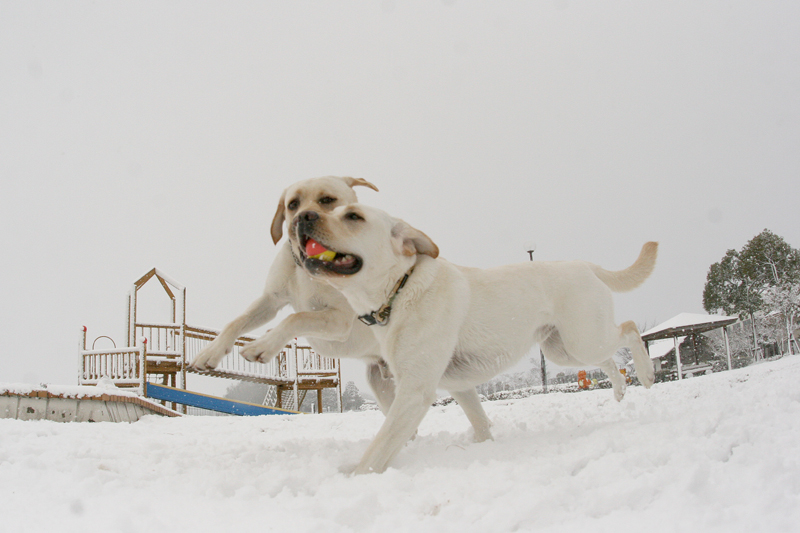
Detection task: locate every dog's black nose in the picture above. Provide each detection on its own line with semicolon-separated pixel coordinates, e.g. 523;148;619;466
299;210;319;222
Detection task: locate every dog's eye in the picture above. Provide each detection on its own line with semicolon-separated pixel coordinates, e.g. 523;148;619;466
346;212;364;221
287;199;299;211
319;196;336;205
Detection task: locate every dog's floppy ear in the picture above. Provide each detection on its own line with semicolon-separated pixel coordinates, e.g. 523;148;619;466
342;176;379;193
270;191;286;245
391;220;439;258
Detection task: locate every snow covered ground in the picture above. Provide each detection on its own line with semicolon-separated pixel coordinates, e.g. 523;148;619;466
3;356;799;533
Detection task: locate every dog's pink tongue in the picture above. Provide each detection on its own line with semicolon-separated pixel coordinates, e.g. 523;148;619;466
305;238;328;257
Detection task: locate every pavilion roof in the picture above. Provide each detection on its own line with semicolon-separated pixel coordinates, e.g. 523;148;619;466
641;312;738;342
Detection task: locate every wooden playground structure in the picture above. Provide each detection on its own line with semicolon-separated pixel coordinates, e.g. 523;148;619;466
79;268;342;414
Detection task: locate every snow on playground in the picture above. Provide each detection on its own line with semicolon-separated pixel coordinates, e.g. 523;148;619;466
3;357;800;533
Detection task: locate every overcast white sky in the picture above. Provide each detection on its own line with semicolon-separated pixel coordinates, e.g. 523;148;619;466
1;1;798;393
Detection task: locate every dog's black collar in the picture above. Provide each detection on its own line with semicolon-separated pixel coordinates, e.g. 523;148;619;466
358;267;414;327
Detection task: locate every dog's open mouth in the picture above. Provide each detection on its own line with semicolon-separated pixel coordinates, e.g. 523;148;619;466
300;237;362;276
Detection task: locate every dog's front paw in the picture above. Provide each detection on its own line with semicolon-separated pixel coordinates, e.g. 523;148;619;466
240;335;284;364
473;427;494;443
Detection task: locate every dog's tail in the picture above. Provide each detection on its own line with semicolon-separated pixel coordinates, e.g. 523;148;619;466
590;242;658;293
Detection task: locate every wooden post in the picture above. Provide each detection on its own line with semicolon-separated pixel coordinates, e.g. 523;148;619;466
291;339;299;410
337;363;343;413
126;293;131;349
139;338;148;396
128;286;137;348
79;326;87;385
180;286;187;391
723;326;732;370
674;335;683;380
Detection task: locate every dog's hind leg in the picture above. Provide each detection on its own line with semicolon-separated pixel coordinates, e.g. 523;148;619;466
542;326;626;400
366;360;396;415
596;358;626;402
450;389;493;442
619;320;655;388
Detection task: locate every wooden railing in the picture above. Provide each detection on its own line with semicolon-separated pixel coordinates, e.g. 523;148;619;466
295;343;339;377
79;328;146;394
182;325;291;384
128;323;339;385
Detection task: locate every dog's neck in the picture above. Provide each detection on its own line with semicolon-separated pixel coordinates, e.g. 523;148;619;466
334;256;418;320
356;265;415;326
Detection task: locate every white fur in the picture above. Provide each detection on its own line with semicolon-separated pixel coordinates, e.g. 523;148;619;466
299;204;657;474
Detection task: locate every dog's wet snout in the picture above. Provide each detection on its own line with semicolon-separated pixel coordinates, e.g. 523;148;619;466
297;210;320;239
294;210;319;228
299;210;320;222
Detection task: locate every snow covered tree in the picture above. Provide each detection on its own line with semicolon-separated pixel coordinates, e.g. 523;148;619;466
738;229;800;287
707;325;753;369
703;229;800;358
342;381;364;411
703;249;758;318
741;230;800;355
704;230;799;316
762;282;800;354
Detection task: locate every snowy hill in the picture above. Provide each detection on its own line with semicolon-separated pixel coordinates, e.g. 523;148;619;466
3;355;800;532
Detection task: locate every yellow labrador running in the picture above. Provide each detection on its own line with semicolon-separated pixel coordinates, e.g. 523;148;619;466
293;203;657;474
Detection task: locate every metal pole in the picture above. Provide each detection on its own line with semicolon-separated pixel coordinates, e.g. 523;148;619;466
527;247;548;394
540;350;548;393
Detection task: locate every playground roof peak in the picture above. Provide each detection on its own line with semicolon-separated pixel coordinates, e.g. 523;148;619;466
133;268;185;296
